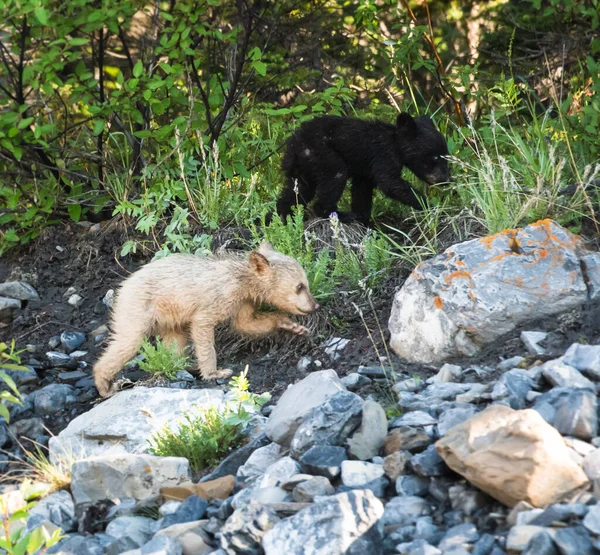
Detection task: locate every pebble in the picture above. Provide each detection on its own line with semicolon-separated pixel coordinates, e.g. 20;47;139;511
60;331;86;352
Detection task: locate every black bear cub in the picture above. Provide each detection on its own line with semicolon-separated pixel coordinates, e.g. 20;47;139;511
276;113;451;226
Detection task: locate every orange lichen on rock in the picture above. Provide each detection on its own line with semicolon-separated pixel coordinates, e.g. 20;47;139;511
434;296;444;309
479;228;518;249
444;270;472;283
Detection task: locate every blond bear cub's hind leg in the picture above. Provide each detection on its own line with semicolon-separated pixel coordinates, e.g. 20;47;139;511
189;320;233;380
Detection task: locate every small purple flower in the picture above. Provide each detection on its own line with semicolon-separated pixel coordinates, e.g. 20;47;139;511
329;212;338;219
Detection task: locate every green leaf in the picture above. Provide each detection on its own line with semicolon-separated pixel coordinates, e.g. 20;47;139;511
92;119;105;136
34;7;49;25
0;403;10;423
26;527;45;554
69;38;89;46
133;60;143;78
252;61;266;76
68;204;82;223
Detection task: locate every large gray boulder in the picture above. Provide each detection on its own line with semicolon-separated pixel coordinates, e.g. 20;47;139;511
262;490;384;555
264;370;346;446
389;220;598;363
49;387;224;463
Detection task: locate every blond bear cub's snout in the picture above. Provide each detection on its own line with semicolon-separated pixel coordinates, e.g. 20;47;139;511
93;243;316;398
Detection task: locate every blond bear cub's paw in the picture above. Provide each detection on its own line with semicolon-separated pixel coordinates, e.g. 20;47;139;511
278;320;309;336
95;376;113;398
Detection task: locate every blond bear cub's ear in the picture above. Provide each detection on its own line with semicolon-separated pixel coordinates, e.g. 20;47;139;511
258;241;275;255
249;251;271;275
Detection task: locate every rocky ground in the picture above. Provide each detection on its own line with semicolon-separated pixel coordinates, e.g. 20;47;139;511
2;220;600;554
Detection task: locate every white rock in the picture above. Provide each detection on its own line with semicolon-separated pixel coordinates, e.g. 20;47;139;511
341;461;385;487
427;364;462;384
262;490;384;554
67;294;83;307
49;387;224;463
388;220;591;363
521;331;548;356
323;337;350;360
70;454;190;505
540;359;595;390
236;443;283;486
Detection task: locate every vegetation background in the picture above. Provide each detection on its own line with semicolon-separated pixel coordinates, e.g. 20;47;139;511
1;0;599;302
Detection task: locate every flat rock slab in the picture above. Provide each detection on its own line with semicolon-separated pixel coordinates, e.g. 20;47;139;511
389;220;595;364
49;387;224;463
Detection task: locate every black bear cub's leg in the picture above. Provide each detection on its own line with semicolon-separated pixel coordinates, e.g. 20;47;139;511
311;154;349;219
349;179;375;226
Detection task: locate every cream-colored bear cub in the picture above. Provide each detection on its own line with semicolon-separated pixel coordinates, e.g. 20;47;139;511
93;242;319;397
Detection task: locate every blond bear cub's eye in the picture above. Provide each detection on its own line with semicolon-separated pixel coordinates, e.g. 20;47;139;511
296;283;305;293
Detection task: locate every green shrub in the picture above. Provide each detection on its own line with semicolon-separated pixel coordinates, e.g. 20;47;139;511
0;497;65;555
148;367;270;472
0;341;28;423
137;337;191;380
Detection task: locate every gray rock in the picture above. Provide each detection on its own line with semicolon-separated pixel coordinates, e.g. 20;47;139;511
553;526;594;555
438;523;479;551
68;293;83;307
236;442;282;487
289;390;362;458
581;252;600;299
390;411;437;429
33;384;76;416
45;351;78;369
530;503;588;526
426;363;462;384
521;331;548;356
299;445;347;479
386;427;433;453
202;433;270;484
292;476;334;502
533;388;598;440
389;221;590;363
347;400;387;460
323;337;349;360
403;542;442;555
541;359;595;390
523;531;558;555
8;416;45;443
357;365;389;378
497;356;525;372
393;377;423;393
0;281;39;301
383;495;430;526
410;445;449;477
491;369;533;410
105;516;157;553
29;490;76;532
563;343;600;381
159;495;208;529
0;296;21;322
583;504;600;535
46;534;112;555
396;476;430;497
340;373;372;391
140;536;183;555
220;500;279;554
341;461;384;487
506;526;551;552
60;331;86;353
49;387;224;462
71;454;190;505
472;534;497;555
448;484;489;516
262;490;384;555
584;449;600;480
265;370;345;446
58;370;89;383
437;405;478;436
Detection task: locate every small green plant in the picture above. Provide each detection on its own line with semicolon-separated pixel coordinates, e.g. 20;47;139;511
0;341;28;423
0;497;65;555
138;337;191;380
148;367;270;472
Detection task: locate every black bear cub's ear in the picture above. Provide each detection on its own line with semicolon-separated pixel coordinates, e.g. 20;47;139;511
396;113;418;136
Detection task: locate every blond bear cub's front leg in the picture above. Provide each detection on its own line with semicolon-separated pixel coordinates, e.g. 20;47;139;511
276;315;309;336
189;320;233;380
